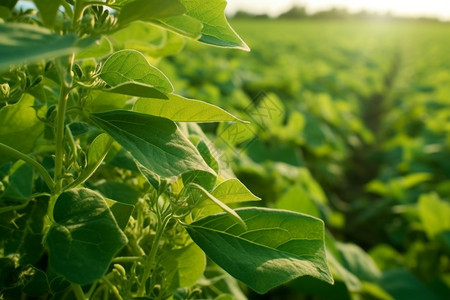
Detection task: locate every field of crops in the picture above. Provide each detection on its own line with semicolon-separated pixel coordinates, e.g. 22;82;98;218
1;1;449;299
161;19;450;299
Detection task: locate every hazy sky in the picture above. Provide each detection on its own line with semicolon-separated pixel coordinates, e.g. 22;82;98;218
225;0;450;20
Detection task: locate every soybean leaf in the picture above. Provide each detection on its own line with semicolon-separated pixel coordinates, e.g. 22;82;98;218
160;243;206;292
33;0;62;27
336;242;381;283
188;183;246;229
118;0;186;26
91;110;214;178
0;198;47;265
134;94;245;123
275;185;320;218
1;161;33;202
380;269;438;300
109;22;185;58
0;23;77;71
45;188;128;285
99;50;173;98
0;94;44;164
67;133;113;189
186;207;334;293
193;179;260;218
76;36;113;59
179;0;249;50
153;14;202;39
418;193;450;240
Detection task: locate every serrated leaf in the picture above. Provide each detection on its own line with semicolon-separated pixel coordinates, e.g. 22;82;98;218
99;50;173;98
186;207;333;293
134;94;244;123
0;23;77;71
91;110;214;178
180;0;249;50
118;0;186;26
33;0;62;27
45;188;128;285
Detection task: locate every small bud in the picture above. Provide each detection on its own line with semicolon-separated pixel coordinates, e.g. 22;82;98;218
0;83;10;98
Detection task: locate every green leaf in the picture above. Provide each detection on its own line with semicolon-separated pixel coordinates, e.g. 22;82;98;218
134;94;244;122
91;110;214;178
160;243;206;292
118;0;186;26
85;90;130;113
194;179;260;218
1;161;33;202
418;193;450;239
45;188;128;285
153;15;203;39
99;50;173;98
0;94;44;164
380;269;438;300
33;0;62;27
336;242;381;282
275;185;320;218
188;183;246;229
179;0;249;50
0;23;77;71
186;207;333;293
76;36;113;60
67;133;113;189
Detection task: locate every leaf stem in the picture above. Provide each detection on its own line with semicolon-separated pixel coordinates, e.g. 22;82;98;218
137;214;171;297
0;143;54;192
72;284;86;300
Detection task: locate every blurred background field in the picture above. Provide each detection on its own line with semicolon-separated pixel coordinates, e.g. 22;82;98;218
159;12;450;300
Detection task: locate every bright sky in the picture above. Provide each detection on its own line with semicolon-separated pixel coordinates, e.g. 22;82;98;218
225;0;450;20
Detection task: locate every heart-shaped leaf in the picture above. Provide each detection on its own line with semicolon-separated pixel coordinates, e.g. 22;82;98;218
45;188;128;285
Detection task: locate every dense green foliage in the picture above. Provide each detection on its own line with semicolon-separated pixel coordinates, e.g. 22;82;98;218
0;1;336;300
160;19;450;299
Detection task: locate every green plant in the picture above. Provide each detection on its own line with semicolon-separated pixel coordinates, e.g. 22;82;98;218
0;1;333;299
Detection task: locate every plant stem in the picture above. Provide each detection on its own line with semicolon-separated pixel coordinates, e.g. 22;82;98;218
72;284;86;300
111;256;143;263
0;143;55;191
137;215;171;297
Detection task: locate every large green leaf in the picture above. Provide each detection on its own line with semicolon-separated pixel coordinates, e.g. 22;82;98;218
90;110;214;178
33;0;62;27
0;94;44;164
117;0;186;26
99;50;173;98
134;94;244;122
160;243;206;292
0;23;77;71
186;207;333;294
179;0;249;50
45;188;127;285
